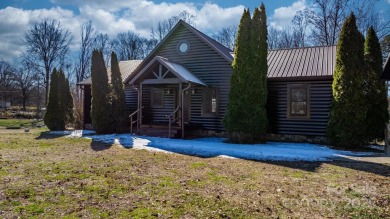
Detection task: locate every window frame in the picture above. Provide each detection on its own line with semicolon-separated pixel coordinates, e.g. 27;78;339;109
201;87;219;118
177;40;190;55
287;83;310;119
150;87;164;108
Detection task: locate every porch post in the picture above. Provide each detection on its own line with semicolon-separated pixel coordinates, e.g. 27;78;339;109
140;83;143;126
181;83;192;139
178;83;182;128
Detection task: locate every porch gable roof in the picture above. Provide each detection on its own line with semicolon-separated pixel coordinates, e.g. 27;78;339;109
129;56;206;86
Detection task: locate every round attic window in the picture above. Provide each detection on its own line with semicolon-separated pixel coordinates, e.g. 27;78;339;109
178;41;190;54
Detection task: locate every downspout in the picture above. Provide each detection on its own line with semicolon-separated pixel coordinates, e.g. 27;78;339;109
181;83;192;139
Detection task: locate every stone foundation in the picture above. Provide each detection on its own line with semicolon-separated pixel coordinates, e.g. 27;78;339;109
185;129;329;145
265;134;330;145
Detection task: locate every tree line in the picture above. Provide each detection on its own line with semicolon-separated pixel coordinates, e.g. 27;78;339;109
1;0;389;111
215;0;390;51
0;11;195;112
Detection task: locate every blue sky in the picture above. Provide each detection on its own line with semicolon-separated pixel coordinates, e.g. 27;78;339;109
1;0;292;14
0;0;389;63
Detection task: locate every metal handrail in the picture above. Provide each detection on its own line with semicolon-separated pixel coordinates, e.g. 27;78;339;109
166;105;181;138
129;106;144;134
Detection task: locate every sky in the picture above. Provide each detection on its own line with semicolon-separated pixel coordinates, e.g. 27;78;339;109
0;0;389;64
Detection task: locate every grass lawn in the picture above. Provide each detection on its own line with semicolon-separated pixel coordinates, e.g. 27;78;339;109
0;129;389;218
0;119;36;128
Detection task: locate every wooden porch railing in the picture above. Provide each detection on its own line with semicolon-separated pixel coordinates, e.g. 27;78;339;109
166;105;181;138
129;106;144;134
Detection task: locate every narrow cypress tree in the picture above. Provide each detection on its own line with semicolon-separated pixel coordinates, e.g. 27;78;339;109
223;9;252;143
110;52;127;133
44;68;65;130
328;13;367;147
63;75;74;126
91;50;112;134
247;4;268;141
57;70;66;129
364;26;389;141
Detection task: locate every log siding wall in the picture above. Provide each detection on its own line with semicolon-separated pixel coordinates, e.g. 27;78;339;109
123;23;334;137
267;80;332;136
146;25;232;130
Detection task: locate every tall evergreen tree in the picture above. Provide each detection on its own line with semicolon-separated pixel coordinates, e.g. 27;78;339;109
110;52;128;133
91;50;112;134
327;13;367;147
64;77;74;125
223;9;253;143
44;68;65;130
364;26;389;141
248;4;268;139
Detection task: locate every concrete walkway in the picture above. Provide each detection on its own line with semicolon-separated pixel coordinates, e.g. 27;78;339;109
335;154;390;164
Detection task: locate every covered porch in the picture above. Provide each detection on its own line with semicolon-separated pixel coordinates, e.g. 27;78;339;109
129;56;206;138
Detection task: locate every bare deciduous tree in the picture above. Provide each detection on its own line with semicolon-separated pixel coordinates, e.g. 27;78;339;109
291;9;311;47
111;31;146;61
307;0;348;45
0;61;16;106
381;35;390;62
213;25;238;50
151;11;196;42
351;0;390;39
93;33;111;66
13;66;37;110
75;21;95;83
22;18;72;104
268;27;305;49
307;0;389;45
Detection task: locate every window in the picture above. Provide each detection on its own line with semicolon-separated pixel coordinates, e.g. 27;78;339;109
151;88;164;108
287;84;310;119
202;87;218;117
177;41;190;54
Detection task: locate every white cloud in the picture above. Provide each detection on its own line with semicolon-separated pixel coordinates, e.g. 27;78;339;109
270;0;307;29
0;1;245;63
0;6;80;62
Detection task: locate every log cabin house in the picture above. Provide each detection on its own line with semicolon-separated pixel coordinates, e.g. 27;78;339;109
78;20;337;139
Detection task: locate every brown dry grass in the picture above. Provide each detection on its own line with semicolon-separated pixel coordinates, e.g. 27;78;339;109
0;128;389;218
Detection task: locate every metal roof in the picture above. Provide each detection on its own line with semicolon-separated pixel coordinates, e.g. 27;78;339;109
130;56;206;86
159;57;206;85
267;45;336;78
77;60;142;85
381;53;390;80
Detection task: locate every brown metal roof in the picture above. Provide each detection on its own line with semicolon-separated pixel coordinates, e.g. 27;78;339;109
267;45;336;78
78;60;142;85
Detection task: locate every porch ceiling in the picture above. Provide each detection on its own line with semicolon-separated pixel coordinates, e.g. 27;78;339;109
129;56;206;86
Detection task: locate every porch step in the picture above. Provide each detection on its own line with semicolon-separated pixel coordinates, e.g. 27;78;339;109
139;125;181;138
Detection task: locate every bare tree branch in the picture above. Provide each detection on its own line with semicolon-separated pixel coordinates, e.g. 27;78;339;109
151;11;196;42
212;25;238;50
75;21;95;83
22;18;72;104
